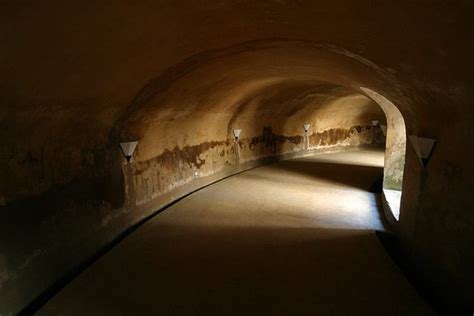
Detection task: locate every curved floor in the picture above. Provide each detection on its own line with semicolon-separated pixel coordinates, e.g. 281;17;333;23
38;149;434;315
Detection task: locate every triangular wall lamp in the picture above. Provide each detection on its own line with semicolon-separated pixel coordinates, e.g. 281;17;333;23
120;141;139;163
303;123;310;133
371;120;379;126
409;135;436;167
233;129;242;140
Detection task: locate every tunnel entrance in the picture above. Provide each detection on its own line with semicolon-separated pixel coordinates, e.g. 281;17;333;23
112;40;410;230
360;87;406;222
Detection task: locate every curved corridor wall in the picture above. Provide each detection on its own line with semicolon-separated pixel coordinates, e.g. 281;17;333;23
123;83;385;212
1;1;473;314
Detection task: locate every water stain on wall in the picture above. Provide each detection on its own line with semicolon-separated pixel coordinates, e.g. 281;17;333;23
129;125;383;207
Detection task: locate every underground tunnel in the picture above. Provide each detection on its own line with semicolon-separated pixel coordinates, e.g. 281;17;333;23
0;1;473;315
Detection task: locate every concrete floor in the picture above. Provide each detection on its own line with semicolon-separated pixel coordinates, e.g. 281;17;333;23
38;149;434;315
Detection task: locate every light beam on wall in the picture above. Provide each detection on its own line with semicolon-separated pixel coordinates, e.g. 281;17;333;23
120;141;139;163
380;125;387;136
409;135;436;166
233;129;242;140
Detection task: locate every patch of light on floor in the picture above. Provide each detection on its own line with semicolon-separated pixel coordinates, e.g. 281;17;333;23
297;148;384;168
383;188;401;220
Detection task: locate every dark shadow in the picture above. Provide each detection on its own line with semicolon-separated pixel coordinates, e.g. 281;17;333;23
36;225;435;315
376;231;470;316
369;176;383;193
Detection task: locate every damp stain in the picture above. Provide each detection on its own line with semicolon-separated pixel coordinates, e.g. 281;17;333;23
135;140;230;173
248;126;303;153
310;128;351;146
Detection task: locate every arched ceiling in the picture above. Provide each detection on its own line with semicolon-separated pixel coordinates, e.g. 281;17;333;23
1;0;471;128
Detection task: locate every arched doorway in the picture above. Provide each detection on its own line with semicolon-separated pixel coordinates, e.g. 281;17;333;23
360;87;407;223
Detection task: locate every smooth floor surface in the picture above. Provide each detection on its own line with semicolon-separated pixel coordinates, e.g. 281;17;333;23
38;149;434;315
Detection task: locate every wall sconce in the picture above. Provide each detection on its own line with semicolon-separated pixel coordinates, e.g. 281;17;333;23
409;135;436;166
372;120;379;126
119;141;138;162
233;129;242;140
380;125;387;136
303;123;310;133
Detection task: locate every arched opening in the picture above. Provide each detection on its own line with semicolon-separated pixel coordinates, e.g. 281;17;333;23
360;87;407;223
117;40;408;228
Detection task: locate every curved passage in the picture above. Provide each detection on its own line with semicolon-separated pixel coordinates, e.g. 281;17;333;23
38;149;433;315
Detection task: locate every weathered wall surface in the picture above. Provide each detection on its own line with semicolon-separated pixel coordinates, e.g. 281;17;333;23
361;87;406;190
0;0;473;314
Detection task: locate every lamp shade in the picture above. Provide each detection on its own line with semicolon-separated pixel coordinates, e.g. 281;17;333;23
409;136;436;165
233;129;242;139
120;141;138;162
